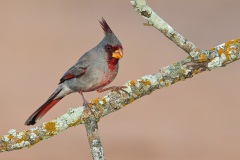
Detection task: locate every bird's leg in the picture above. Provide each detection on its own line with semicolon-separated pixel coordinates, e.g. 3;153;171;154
97;86;128;94
79;91;97;118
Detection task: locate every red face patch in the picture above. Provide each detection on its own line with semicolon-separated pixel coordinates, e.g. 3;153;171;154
105;44;121;71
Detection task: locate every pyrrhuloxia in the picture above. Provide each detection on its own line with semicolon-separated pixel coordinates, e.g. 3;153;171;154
25;18;124;125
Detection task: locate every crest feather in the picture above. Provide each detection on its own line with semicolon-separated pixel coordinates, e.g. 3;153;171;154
99;18;113;35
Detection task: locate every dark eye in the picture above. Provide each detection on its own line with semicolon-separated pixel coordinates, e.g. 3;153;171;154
106;45;112;51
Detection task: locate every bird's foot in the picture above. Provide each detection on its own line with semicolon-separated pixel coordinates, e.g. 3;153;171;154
97;86;128;95
83;100;99;120
83;100;94;114
79;91;98;120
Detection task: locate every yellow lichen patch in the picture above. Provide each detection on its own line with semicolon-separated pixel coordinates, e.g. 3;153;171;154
199;54;206;62
33;130;38;135
122;103;127;107
159;79;163;83
34;138;41;144
129;80;136;86
87;103;93;108
225;38;240;47
129;98;135;103
8;134;13;140
223;47;231;63
135;91;140;96
140;79;151;86
193;70;199;75
221;39;240;63
91;98;99;105
183;69;187;74
172;33;177;37
223;51;230;63
68;118;82;127
44;122;57;136
102;98;107;105
95;104;102;112
90;98;103;112
209;47;215;50
166;81;171;87
218;48;223;55
16;139;23;143
16;133;26;143
88;135;95;142
82;117;87;124
210;57;215;62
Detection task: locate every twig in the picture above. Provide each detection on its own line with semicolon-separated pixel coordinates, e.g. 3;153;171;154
130;0;199;57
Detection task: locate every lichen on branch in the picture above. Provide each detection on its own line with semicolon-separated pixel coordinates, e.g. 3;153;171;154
1;38;239;152
130;0;197;56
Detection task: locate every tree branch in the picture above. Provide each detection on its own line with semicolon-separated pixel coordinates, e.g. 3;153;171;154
130;0;198;57
1;1;239;160
1;38;239;152
85;117;105;160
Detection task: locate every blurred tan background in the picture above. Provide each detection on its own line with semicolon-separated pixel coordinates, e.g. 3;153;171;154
1;0;240;159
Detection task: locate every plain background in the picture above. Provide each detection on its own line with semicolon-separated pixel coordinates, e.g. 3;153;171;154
1;0;240;159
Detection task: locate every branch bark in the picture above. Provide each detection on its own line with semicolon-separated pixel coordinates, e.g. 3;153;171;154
1;38;239;152
130;0;198;57
85;118;104;160
1;1;239;160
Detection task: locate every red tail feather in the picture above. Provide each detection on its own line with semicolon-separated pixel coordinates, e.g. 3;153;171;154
25;89;62;125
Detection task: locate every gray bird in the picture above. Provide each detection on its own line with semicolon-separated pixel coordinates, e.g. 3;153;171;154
25;18;124;125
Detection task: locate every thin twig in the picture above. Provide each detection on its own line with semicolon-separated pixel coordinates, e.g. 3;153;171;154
130;0;199;57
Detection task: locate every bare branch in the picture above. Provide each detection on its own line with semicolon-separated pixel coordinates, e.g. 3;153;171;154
130;0;198;57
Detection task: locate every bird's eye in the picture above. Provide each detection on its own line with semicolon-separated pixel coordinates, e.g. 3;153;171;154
106;45;112;51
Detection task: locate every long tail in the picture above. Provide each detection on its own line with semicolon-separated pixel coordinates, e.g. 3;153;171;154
25;87;63;126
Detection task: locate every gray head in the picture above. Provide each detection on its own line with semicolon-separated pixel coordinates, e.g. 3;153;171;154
98;18;123;60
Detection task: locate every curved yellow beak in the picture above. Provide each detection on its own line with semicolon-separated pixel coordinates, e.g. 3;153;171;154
112;49;123;59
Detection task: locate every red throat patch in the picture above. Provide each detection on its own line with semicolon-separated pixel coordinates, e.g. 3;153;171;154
107;54;118;71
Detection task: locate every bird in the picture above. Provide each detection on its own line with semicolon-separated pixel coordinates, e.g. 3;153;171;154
25;18;124;125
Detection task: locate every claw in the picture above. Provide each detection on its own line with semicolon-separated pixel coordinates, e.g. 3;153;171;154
97;86;129;95
83;102;97;118
119;87;129;95
79;91;98;119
